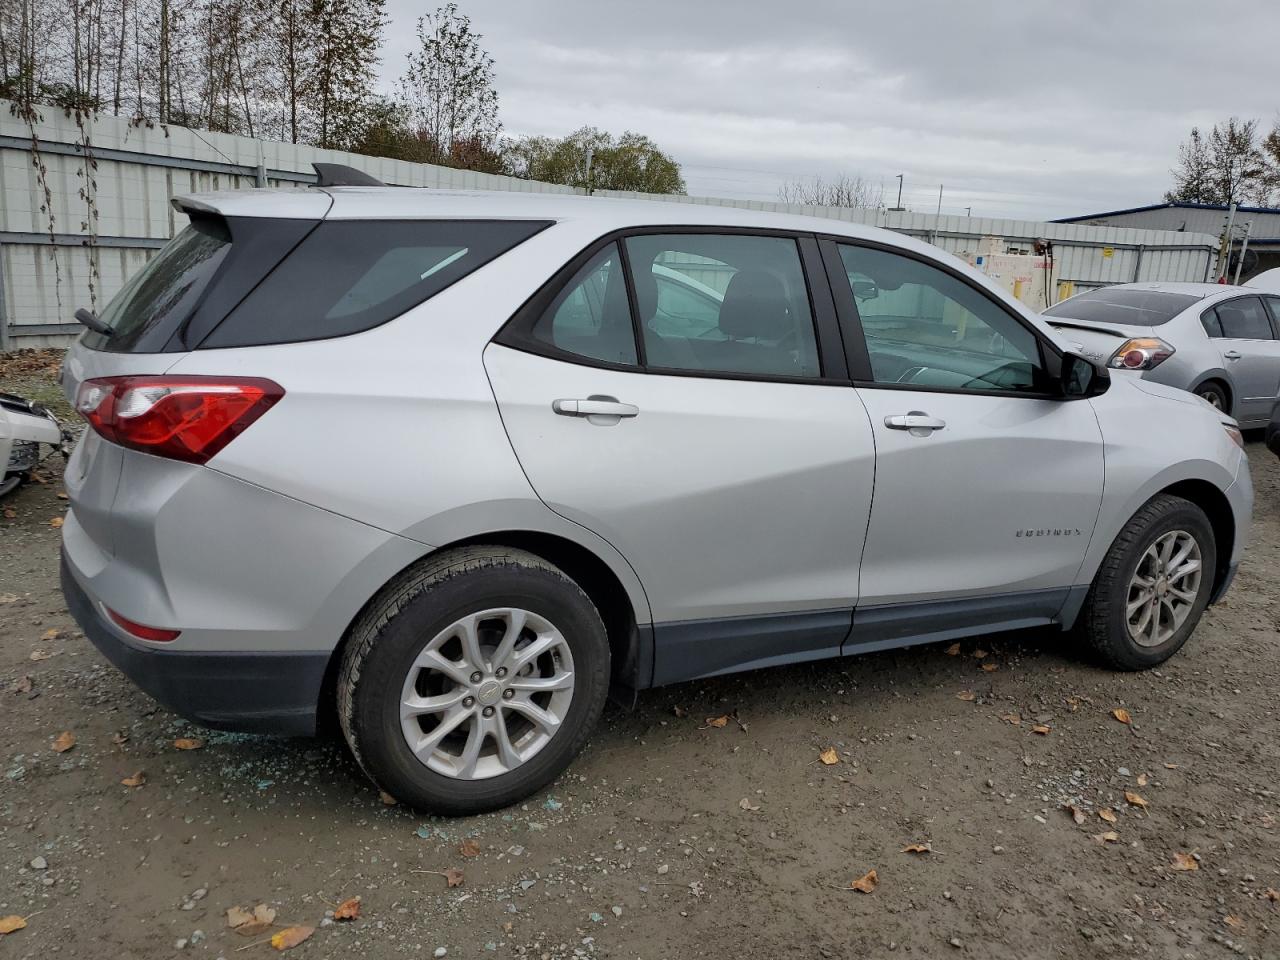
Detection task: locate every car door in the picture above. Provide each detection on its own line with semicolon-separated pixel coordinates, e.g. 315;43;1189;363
1203;296;1280;423
485;231;875;684
821;238;1104;639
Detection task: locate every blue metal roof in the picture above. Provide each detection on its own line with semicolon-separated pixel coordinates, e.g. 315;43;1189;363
1055;200;1280;223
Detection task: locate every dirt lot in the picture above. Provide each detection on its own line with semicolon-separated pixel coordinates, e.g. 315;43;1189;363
2;354;1279;959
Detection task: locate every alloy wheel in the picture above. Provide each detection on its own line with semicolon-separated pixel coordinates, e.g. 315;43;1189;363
1125;530;1202;647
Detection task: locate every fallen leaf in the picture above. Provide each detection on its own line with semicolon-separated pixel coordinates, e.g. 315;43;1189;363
111;732;129;746
56;492;68;500
1137;773;1148;787
1124;791;1148;810
1098;808;1118;824
11;676;32;694
1065;804;1087;825
0;593;19;603
849;869;878;893
972;648;988;659
901;843;931;854
1224;915;1243;929
173;737;204;751
1163;763;1179;770
955;690;976;702
1093;831;1120;843
818;747;839;766
228;903;276;935
738;797;760;811
1170;852;1198;872
981;663;999;672
40;628;60;641
1066;696;1084;711
378;790;396;805
333;896;361;921
2;508;15;520
459;839;481;858
0;915;26;935
270;926;314;951
226;906;256;929
1264;888;1279;902
672;705;687;718
944;643;961;656
120;771;146;787
702;715;729;729
52;730;75;753
1032;725;1051;735
48;517;63;528
1112;707;1132;724
1001;712;1022;725
29;650;51;661
443;868;464;888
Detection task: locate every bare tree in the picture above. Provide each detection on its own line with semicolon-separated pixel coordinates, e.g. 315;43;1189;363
308;0;385;149
1166;118;1269;207
778;174;884;208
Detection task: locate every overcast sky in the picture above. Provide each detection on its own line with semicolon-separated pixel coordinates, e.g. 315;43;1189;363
378;0;1278;221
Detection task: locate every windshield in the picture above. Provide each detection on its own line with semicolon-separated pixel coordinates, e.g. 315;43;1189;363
1043;287;1200;326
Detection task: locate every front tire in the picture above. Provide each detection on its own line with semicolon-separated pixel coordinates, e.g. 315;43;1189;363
337;547;610;815
1075;495;1216;670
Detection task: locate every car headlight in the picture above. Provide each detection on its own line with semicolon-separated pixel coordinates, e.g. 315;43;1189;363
1223;424;1244;449
1107;338;1175;370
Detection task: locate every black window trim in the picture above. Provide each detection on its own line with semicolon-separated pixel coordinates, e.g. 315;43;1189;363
493;224;851;387
1204;295;1280;342
817;234;1069;402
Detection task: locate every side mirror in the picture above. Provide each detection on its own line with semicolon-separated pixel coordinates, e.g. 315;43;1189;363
1059;351;1109;399
851;279;879;301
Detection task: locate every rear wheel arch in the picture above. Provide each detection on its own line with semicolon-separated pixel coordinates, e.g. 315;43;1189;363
1191;377;1232;415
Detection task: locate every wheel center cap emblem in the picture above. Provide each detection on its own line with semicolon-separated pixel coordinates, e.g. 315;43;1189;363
1156;578;1168;597
477;680;503;706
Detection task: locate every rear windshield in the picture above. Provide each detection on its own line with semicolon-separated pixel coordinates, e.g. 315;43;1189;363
202;219;551;348
1043;287;1201;326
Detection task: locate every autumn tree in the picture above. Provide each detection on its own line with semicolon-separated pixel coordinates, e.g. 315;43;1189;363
505;127;685;194
1166;118;1270;207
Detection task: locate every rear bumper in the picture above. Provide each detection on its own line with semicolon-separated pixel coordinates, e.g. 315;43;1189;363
62;554;328;735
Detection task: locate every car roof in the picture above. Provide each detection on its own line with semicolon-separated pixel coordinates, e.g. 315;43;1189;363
174;185;923;248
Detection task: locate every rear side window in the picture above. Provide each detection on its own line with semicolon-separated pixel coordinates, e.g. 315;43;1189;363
530;243;637;365
1043;287;1200;325
202;220;550;348
1211;296;1275;340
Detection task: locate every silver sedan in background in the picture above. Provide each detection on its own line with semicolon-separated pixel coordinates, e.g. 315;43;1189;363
1043;282;1280;426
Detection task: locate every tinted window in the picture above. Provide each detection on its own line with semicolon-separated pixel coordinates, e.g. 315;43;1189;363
88;218;231;352
1214;297;1274;340
1201;308;1223;338
530;243;637;365
204;220;549;348
839;244;1046;393
625;234;820;379
1043;287;1201;325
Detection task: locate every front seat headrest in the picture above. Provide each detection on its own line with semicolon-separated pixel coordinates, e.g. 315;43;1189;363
718;270;792;340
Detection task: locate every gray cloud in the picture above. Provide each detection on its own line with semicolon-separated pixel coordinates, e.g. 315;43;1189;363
379;0;1279;219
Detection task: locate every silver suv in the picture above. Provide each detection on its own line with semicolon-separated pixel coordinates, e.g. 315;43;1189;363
60;175;1252;814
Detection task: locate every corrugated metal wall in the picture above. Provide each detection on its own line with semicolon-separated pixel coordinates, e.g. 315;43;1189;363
0;100;1219;348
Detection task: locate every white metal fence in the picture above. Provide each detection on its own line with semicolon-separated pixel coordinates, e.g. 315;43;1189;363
0;100;1218;349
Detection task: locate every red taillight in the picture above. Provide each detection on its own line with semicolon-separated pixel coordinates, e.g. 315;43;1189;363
106;607;180;642
76;375;283;464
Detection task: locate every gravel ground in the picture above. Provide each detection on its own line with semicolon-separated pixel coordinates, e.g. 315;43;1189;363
2;357;1279;959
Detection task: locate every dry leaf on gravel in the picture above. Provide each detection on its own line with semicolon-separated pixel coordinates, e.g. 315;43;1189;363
849;869;878;893
120;771;146;788
1032;725;1051;735
378;790;396;805
1224;915;1243;929
173;737;204;751
738;797;760;811
51;731;75;753
972;648;988;659
29;650;51;661
981;663;999;672
2;508;15;520
1065;805;1087;825
1170;852;1199;872
1264;888;1279;902
111;732;129;745
1002;713;1022;725
901;843;931;854
48;517;63;528
702;716;729;729
955;691;976;702
41;629;60;641
228;903;276;935
1137;773;1148;787
1099;809;1118;824
459;839;481;858
945;643;961;656
0;915;26;935
270;926;314;951
1164;762;1179;770
1124;791;1149;809
333;897;361;921
11;676;32;694
1093;831;1120;843
1112;707;1132;724
818;747;839;766
443;868;464;887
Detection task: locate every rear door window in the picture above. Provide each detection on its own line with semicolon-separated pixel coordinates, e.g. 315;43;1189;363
202;220;550;348
1213;297;1274;340
529;243;638;366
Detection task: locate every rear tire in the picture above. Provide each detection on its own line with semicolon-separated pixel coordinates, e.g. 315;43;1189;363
337;546;610;815
1195;381;1228;413
1074;495;1216;670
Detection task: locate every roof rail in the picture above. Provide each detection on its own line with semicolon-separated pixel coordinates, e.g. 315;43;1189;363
310;163;386;188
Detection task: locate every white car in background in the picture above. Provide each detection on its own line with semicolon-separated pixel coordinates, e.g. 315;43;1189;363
0;392;65;498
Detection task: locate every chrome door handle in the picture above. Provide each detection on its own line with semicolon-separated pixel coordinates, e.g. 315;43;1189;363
552;397;639;418
1223;350;1242;360
884;413;946;432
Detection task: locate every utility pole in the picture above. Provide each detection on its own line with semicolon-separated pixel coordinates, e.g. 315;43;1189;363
893;173;904;210
936;185;943;216
965;206;972;217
